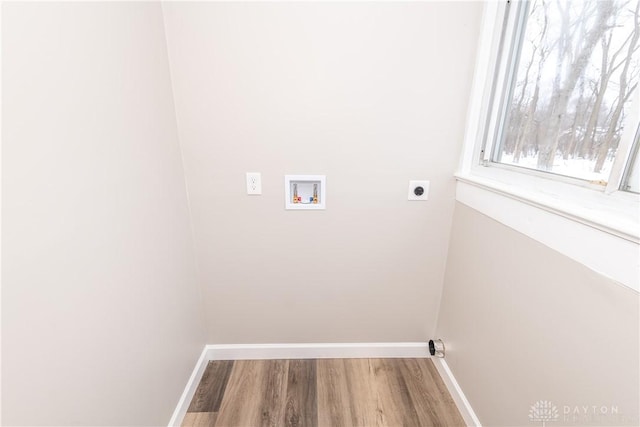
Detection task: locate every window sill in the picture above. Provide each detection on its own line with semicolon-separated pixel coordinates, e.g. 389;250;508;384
454;169;639;292
456;168;639;243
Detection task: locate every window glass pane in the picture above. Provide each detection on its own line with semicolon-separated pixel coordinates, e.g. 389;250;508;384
494;0;640;183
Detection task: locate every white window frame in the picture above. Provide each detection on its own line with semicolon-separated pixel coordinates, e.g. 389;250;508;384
483;1;640;193
457;1;640;292
620;129;640;193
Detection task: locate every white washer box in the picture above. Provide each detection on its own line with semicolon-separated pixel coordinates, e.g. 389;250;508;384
284;175;326;210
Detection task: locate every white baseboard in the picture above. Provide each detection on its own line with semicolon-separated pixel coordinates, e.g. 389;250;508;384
205;342;430;360
432;357;482;427
168;346;210;427
168;342;430;426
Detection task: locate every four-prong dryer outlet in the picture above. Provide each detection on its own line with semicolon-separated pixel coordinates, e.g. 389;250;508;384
408;180;430;201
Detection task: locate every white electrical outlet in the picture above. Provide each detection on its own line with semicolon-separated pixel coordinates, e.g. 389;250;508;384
246;172;262;195
408;180;429;201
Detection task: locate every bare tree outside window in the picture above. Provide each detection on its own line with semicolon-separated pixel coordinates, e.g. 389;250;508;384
494;0;640;183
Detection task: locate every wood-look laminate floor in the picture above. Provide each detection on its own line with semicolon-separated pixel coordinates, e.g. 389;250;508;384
182;358;465;427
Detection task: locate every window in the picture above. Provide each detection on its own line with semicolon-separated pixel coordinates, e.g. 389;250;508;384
457;0;640;292
484;0;640;191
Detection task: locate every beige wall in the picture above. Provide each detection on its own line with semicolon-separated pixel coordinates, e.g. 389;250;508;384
2;3;206;425
437;202;640;426
162;1;484;343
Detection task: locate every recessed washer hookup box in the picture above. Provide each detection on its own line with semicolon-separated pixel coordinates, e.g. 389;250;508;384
284;175;326;210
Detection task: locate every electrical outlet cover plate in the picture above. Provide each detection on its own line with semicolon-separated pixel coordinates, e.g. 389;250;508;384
408;180;430;201
246;172;262;195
